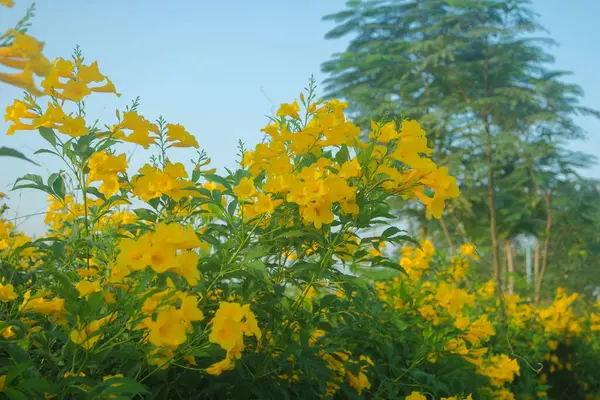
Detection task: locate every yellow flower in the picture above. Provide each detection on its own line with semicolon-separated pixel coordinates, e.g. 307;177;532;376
0;283;17;301
347;371;371;395
209;312;244;352
179;295;204;327
460;243;479;260
166;123;199;148
1;325;15;339
154;222;202;250
406;392;427;400
462;315;495;345
209;302;260;355
62;80;91;101
205;357;235;376
63;371;86;378
58;115;88;137
146;307;187;348
0;375;5;392
75;280;102;298
338;158;361;179
77;61;104;84
20;294;65;316
276;101;300;119
233;177;256;199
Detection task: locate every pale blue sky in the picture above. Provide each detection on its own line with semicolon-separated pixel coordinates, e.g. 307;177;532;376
1;0;599;236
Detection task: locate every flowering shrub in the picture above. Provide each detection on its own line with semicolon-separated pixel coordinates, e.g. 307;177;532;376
2;5;600;400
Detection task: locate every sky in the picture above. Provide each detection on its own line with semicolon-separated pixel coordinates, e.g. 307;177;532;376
1;0;599;236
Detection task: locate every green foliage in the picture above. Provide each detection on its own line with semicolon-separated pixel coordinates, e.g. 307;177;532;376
321;0;600;299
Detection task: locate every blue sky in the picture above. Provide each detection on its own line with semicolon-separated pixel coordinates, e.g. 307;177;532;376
1;0;599;236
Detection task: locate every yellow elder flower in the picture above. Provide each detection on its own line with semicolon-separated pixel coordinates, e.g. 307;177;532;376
5;99;37;123
75;280;102;298
460;243;479;260
0;374;5;392
210;312;244;352
347;371;371;395
233;177;256;199
58;115;88;137
169;251;200;286
166;123;199;148
0;31;51;95
147;347;175;369
0;283;17;301
338;158;361;179
179;295;204;327
154;222;202;250
406;392;427;400
462;315;495;345
1;325;16;339
205;357;235;376
276;101;300;119
370;120;399;143
61;79;91;102
53;58;74;78
146;307;188;348
209;302;261;355
21;296;65;316
77;61;104;83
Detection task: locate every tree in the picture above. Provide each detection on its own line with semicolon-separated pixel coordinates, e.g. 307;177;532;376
321;0;599;298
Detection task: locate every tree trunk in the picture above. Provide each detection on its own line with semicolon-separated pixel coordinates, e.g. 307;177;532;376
535;189;553;307
483;54;501;295
439;216;455;254
533;241;540;294
505;240;514;295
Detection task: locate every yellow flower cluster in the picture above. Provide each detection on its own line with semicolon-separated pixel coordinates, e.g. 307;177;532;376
238;97;459;229
132;162;197;202
115;222;203;286
0;28;51;95
206;302;261;375
320;351;374;397
87;151;128;197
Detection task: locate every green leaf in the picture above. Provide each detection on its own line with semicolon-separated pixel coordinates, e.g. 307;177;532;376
203;174;231;190
12;173;49;193
335;145;350;164
4;388;29;400
86;186;107;200
227;199;238;216
270;230;325;243
96;139;119;153
38;127;57;147
48;173;66;199
34;148;59;156
0;146;39;166
19;378;56;395
191;166;202;182
246;261;270;284
381;226;402;238
76;134;95;158
97;378;149;396
133;208;157;222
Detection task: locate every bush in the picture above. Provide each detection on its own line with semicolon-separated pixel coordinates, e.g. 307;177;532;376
2;40;600;400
